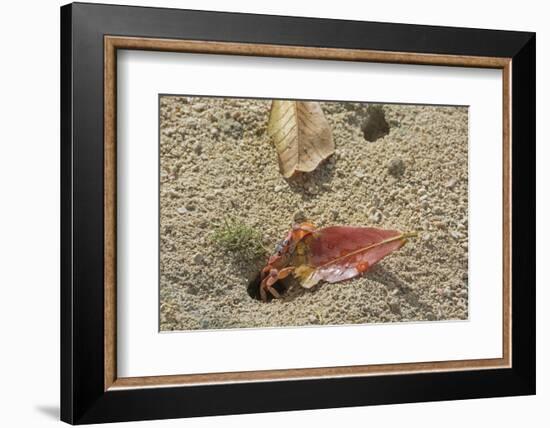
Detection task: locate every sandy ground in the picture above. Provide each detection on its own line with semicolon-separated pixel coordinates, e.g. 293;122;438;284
159;96;468;331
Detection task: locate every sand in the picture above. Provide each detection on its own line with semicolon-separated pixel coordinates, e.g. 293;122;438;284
159;96;468;331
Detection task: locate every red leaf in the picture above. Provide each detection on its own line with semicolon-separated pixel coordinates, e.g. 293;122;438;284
294;226;415;288
252;223;416;302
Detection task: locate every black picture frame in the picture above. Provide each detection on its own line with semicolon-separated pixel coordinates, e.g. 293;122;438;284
61;2;535;424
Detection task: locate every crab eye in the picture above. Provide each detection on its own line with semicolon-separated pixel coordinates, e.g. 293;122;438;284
282;238;290;246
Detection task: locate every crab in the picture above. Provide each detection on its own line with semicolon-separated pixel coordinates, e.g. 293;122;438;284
253;222;317;302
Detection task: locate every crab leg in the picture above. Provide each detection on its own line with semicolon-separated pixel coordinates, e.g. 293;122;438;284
267;270;295;298
259;275;275;302
259;266;296;301
267;286;282;299
259;283;267;302
259;280;281;301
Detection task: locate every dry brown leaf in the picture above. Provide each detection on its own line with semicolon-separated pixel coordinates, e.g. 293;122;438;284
267;100;334;178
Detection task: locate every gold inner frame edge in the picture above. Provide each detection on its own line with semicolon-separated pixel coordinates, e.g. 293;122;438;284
104;36;512;391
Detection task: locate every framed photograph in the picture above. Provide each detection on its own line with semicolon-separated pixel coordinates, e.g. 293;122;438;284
60;2;535;424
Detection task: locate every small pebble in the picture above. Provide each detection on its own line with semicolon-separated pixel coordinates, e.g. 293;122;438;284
176;207;188;215
450;230;463;240
388;299;401;314
445;179;457;189
193;253;205;265
369;210;382;223
294;211;306;222
388;158;406;177
193;143;203;155
192;103;206;112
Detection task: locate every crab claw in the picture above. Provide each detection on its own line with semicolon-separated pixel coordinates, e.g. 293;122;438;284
258;267;295;301
290;222;316;242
